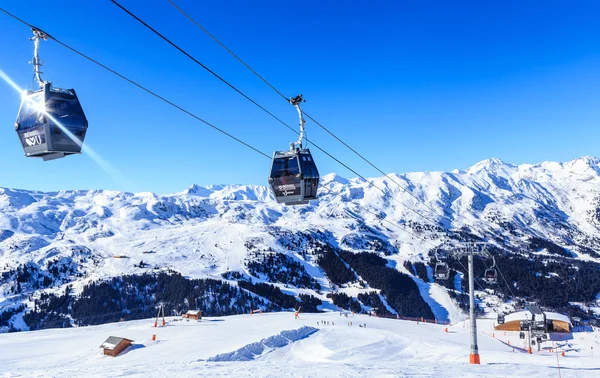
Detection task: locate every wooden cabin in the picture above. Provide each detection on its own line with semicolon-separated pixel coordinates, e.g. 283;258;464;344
100;336;133;357
182;310;202;321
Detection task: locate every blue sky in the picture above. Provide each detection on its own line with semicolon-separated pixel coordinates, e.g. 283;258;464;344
0;1;598;193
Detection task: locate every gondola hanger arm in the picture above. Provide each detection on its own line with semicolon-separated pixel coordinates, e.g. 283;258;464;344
30;27;49;89
289;94;305;151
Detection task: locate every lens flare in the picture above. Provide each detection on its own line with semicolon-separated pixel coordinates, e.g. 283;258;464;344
0;68;135;191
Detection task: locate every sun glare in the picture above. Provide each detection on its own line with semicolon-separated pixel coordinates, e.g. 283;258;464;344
0;68;135;190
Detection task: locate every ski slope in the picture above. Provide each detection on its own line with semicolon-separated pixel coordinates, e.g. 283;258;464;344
0;312;598;377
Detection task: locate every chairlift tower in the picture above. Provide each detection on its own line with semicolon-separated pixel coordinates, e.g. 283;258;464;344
450;242;492;365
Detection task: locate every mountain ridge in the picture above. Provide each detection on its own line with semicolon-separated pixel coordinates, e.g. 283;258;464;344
1;155;600;331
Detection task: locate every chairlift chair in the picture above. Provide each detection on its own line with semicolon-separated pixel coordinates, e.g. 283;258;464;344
483;268;497;284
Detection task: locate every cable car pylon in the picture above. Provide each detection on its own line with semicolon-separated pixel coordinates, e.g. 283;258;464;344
446;242;493;365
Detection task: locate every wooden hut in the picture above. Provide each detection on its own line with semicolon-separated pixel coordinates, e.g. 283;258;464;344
100;336;133;357
182;310;202;321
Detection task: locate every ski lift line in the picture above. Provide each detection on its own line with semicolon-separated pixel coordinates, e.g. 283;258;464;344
0;8;438;251
0;12;430;244
110;1;438;224
0;7;270;160
456;258;486;292
109;0;293;133
166;0;289;102
165;0;452;227
495;263;517;299
0;7;517;301
169;0;521;301
157;2;517;304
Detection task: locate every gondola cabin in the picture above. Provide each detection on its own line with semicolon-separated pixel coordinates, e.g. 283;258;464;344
268;149;319;205
15;82;87;161
434;263;450;280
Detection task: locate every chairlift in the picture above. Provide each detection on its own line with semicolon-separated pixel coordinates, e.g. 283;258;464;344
519;332;525;339
483;268;497;284
268;95;319;205
497;315;505;325
15;29;87;161
483;256;497;284
434;262;450;280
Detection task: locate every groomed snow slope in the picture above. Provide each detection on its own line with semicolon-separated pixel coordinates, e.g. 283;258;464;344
0;312;598;377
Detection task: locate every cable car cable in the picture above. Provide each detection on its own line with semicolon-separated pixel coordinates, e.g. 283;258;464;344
0;7;270;161
109;0;439;223
166;0;289;102
162;1;522;300
0;6;437;247
0;7;438;247
166;5;525;301
0;6;516;302
165;0;452;226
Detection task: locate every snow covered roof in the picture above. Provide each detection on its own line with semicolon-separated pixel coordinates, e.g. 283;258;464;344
99;336;132;350
544;312;571;325
502;310;571;325
186;310;201;315
504;311;531;323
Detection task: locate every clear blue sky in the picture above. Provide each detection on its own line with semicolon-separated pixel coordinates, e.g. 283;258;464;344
0;0;598;194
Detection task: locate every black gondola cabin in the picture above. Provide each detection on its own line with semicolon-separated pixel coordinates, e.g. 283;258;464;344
434;263;450;280
15;82;87;161
269;149;319;205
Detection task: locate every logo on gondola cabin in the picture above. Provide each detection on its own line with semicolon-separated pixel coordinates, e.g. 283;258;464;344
278;184;296;196
22;129;45;147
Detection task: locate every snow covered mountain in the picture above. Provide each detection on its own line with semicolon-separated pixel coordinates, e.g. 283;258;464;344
2;156;600;331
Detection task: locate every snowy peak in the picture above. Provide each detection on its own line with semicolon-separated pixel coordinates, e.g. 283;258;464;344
466;157;515;175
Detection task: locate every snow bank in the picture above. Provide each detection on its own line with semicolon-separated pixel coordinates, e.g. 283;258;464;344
207;326;318;362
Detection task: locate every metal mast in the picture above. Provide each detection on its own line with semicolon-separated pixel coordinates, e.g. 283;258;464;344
289;94;305;151
30;28;49;89
452;242;491;364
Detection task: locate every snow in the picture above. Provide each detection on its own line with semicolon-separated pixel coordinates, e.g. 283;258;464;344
504;311;532;322
207;326;318;361
100;342;117;350
0;312;598;377
2;155;600;335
